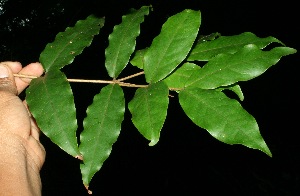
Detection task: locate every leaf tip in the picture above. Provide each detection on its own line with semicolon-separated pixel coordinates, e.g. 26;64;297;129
262;146;272;158
252;140;272;157
148;138;158;146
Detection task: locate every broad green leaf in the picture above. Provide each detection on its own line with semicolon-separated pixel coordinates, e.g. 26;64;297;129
188;32;283;61
130;48;148;69
144;9;201;83
105;6;150;78
79;84;125;187
128;82;169;146
163;62;200;90
179;87;272;157
40;15;104;72
186;45;297;89
26;70;80;157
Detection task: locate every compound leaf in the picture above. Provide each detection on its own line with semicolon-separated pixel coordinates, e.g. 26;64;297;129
179;87;272;157
26;70;80;157
105;6;150;78
186;45;297;89
40;15;104;72
128;81;169;146
144;9;201;83
79;84;125;187
188;32;283;61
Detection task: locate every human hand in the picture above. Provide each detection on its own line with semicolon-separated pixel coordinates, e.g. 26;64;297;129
0;61;45;196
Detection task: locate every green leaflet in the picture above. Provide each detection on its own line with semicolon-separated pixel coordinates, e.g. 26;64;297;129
128;82;169;146
186;45;297;89
188;32;283;61
40;15;104;72
179;87;272;157
216;84;244;101
79;84;125;187
163;62;200;90
226;85;244;101
105;6;150;78
144;9;201;83
26;70;80;157
130;48;148;69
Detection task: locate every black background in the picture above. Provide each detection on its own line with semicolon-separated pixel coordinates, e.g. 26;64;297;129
0;0;299;195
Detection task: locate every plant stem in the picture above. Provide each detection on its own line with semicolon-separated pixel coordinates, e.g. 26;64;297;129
117;71;144;82
14;74;38;79
13;73;182;90
67;78;115;84
13;73;148;88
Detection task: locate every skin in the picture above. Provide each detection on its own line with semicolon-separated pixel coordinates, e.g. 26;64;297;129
0;61;45;196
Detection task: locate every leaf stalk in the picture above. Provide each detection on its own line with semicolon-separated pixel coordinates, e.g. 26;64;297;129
13;73;148;88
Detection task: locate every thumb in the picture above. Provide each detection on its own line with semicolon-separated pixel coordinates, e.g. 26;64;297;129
0;64;17;95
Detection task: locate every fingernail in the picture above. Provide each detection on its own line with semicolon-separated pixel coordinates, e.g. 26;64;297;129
0;65;9;78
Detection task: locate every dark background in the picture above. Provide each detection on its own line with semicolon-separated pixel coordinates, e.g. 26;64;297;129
0;0;299;195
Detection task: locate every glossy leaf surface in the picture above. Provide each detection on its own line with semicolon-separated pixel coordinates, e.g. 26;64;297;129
179;87;272;156
186;45;297;89
144;9;201;83
40;15;104;71
188;32;283;61
26;70;80;157
79;84;125;186
163;62;200;89
105;6;149;78
128;82;169;146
